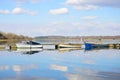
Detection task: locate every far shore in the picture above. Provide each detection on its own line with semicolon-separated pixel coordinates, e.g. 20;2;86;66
0;39;32;44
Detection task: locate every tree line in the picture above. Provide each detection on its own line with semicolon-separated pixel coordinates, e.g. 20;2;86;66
0;31;32;44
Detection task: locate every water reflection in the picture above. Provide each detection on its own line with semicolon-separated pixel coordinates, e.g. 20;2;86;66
0;77;55;80
50;64;68;72
0;45;6;51
0;64;38;72
12;64;38;72
65;68;120;80
0;44;120;54
0;65;9;71
16;48;43;55
0;44;120;80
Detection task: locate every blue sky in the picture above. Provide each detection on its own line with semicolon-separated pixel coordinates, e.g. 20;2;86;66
0;0;120;37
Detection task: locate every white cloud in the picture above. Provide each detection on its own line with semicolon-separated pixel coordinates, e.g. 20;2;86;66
14;0;25;4
65;0;120;10
14;0;51;4
0;7;37;16
81;16;97;20
28;11;37;15
30;0;41;3
12;7;25;14
0;10;10;14
49;8;68;15
12;7;37;15
0;21;120;36
47;21;120;36
65;0;87;5
73;5;98;10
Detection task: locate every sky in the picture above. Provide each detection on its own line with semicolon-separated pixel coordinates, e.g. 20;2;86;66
0;0;120;37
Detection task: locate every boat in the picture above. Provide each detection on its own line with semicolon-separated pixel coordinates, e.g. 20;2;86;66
84;43;109;50
16;41;43;48
56;43;82;49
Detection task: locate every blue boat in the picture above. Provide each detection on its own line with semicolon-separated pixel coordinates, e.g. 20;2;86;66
84;43;109;50
84;43;93;50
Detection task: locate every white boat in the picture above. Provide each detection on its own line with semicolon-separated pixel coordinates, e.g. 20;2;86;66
16;41;43;48
16;48;43;52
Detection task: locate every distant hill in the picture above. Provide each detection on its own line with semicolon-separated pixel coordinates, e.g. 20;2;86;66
35;36;120;39
35;36;65;39
34;36;120;44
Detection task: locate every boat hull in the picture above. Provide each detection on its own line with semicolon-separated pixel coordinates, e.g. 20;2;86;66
57;44;82;48
16;43;43;49
16;48;43;52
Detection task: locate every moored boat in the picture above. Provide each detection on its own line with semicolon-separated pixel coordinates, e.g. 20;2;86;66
84;43;109;50
56;43;82;49
16;41;43;48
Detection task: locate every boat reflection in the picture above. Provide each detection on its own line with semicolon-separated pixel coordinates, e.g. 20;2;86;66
85;47;109;51
22;50;40;55
15;48;43;55
5;47;43;55
57;48;82;52
0;44;119;54
0;45;5;51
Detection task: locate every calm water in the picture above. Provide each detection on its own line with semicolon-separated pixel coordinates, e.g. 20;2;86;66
0;49;120;80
